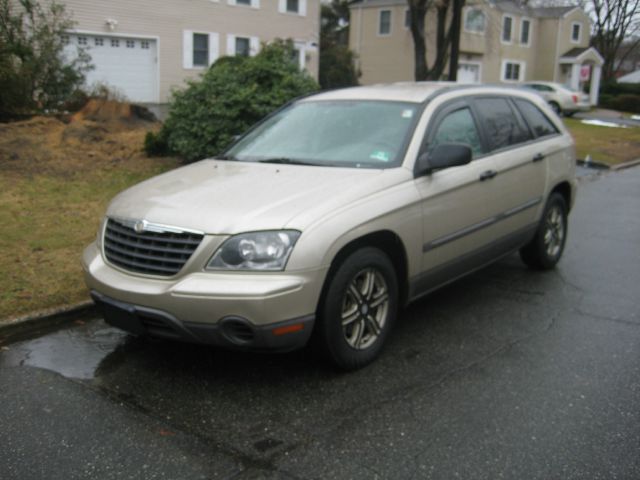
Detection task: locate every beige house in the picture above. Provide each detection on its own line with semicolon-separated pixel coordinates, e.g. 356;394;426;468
349;0;604;104
59;0;320;103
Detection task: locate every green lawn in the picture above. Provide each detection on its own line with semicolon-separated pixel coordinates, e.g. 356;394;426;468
563;118;640;166
0;117;180;320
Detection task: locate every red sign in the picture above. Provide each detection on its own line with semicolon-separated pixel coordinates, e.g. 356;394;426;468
580;65;591;81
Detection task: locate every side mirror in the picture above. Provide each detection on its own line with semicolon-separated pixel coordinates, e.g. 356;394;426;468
416;143;473;176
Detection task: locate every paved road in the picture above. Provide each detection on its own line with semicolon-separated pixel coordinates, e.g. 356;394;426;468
1;168;639;479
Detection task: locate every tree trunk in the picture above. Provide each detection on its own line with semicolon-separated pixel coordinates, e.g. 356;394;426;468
408;0;466;82
408;2;428;81
448;0;464;81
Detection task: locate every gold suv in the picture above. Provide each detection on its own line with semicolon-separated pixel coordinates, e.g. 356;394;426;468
83;83;577;370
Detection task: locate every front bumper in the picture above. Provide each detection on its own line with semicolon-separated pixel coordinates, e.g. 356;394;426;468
91;290;315;351
82;242;327;351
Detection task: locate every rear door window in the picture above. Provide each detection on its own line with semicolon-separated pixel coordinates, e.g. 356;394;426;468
473;97;532;151
514;99;559;138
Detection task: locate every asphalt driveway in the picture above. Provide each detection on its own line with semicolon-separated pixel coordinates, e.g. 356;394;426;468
1;167;639;479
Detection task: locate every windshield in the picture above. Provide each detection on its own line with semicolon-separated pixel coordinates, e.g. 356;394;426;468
225;100;420;168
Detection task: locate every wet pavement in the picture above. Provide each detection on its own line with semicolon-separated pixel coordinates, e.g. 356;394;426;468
1;167;639;479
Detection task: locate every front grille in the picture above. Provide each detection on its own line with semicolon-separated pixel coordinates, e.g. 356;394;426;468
103;218;203;276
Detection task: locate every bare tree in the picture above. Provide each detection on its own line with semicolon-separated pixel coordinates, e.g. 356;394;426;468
590;0;640;81
407;0;466;81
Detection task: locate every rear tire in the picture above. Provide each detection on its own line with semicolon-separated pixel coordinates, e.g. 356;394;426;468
314;247;398;370
520;193;568;270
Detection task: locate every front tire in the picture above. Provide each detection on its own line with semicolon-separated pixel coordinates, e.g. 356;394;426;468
549;101;562;115
315;247;398;370
520;193;568;270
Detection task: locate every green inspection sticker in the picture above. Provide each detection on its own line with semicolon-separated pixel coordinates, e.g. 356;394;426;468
369;150;391;162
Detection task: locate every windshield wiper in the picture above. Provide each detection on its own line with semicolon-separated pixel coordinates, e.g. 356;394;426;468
217;154;237;161
257;157;322;166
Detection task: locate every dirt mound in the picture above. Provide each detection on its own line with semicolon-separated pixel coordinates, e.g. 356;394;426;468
70;99;156;125
0;113;165;178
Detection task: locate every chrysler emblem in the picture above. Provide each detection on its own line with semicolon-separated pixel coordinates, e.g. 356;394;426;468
133;220;147;234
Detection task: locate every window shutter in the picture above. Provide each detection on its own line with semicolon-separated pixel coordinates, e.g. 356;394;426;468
226;34;236;56
208;33;219;65
183;30;193;69
278;0;286;13
250;36;260;56
299;0;307;16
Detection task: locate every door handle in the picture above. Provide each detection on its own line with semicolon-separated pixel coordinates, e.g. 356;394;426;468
533;153;546;162
479;170;497;181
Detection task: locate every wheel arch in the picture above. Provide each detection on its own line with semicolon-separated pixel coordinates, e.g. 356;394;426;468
317;230;410;313
550;181;573;211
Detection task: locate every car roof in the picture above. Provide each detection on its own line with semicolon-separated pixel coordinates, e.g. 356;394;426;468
302;82;544;104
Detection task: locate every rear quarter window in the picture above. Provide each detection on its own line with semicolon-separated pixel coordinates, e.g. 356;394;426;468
514;99;559;138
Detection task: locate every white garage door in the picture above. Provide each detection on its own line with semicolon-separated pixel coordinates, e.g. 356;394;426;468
457;63;481;84
67;34;158;103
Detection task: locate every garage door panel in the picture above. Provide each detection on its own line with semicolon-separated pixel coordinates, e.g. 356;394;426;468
67;34;158;103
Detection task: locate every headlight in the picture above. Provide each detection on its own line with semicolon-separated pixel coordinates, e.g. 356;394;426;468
207;230;301;271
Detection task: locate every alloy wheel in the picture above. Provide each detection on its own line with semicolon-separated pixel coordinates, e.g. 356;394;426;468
340;268;390;350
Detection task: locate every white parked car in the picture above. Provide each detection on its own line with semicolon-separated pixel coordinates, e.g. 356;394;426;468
521;82;590;116
83;83;577;370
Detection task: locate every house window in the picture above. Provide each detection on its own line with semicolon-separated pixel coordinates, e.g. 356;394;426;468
126;40;135;49
405;9;410;28
464;8;486;33
111;39;119;47
235;37;250;57
571;22;581;43
193;33;209;66
502;15;513;43
141;40;150;49
521;19;531;45
502;60;525;82
184;31;219;69
94;37;104;46
77;36;87;46
236;0;251;5
379;10;391;35
279;0;305;15
61;35;69;45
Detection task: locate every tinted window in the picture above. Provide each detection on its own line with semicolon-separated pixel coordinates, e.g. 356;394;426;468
514;99;559;138
474;98;531;150
431;108;483;157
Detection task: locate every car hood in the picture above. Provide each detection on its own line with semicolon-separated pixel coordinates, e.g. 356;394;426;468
106;159;410;234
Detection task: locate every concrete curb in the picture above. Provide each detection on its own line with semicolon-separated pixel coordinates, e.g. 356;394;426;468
0;300;97;345
611;158;640;171
576;159;610;170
